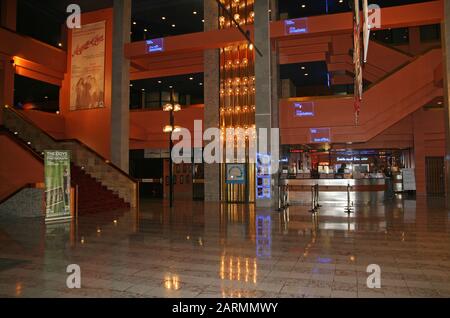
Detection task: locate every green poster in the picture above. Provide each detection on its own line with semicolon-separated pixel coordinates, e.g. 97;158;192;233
44;150;72;223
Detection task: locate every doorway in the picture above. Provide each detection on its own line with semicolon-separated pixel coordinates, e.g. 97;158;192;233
425;157;445;196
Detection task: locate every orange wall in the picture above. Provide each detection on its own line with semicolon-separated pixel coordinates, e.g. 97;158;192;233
130;105;204;149
19;110;65;139
59;9;113;159
413;108;445;195
0;134;43;199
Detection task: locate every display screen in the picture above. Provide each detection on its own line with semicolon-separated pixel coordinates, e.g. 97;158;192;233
294;102;315;117
310;128;331;143
285;18;308;35
146;38;164;53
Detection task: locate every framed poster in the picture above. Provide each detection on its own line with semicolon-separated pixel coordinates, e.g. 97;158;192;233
44;150;72;223
226;163;246;184
70;21;106;110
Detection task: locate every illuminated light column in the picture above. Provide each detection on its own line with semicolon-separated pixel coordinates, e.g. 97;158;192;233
218;0;256;203
442;1;450;207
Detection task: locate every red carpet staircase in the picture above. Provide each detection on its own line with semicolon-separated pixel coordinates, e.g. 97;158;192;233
71;165;129;214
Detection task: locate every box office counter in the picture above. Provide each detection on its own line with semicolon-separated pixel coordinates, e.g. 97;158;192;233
280;177;386;205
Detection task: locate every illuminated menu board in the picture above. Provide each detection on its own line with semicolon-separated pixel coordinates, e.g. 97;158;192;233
284;18;308;35
256;153;271;199
294;102;315;117
146;38;164;53
310;128;331;143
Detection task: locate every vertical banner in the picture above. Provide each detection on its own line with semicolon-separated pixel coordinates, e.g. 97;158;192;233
45;151;72;223
70;21;106;110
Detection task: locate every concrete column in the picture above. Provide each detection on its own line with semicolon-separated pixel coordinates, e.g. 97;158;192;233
111;0;131;172
442;2;450;207
281;79;295;98
255;0;278;208
203;0;220;202
1;0;17;30
0;0;16;124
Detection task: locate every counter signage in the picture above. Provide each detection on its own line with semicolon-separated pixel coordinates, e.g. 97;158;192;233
337;156;369;162
310;128;331;143
146;38;164;53
256;153;271;199
294;102;315;117
285;18;308;35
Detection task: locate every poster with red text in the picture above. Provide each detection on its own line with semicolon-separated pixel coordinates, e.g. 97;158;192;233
70;21;105;110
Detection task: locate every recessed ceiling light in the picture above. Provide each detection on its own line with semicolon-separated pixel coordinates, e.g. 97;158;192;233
172;24;176;27
144;28;148;32
199;82;203;86
133;21;137;25
193;11;197;15
158;80;162;84
169;85;173;89
301;4;306;8
339;0;343;3
130;84;133;87
58;42;62;47
44;96;48;99
304;73;309;76
189;77;193;80
162;17;166;20
438;101;443;105
301;66;305;70
141;88;145;91
202;19;205;23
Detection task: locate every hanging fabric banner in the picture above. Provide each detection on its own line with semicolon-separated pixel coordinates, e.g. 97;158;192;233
353;0;363;125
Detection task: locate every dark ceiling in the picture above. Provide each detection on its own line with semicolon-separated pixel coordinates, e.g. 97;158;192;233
12;0;439;111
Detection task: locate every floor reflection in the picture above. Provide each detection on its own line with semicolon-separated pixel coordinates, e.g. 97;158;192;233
0;197;449;298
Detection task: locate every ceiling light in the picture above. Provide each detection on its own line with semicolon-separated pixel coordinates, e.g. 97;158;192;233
169;85;173;89
58;42;62;47
438;101;443;105
162;17;166;20
189;77;193;80
158;80;162;84
172;24;176;27
199;82;203;86
304;73;309;76
130;84;133;87
144;28;147;32
301;4;306;8
141;88;145;91
301;66;305;70
133;21;137;25
193;11;197;15
202;19;205;23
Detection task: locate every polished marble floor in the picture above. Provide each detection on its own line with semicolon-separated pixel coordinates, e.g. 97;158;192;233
0;197;450;298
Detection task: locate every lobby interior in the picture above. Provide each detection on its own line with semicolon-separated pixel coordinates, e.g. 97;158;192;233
1;0;450;298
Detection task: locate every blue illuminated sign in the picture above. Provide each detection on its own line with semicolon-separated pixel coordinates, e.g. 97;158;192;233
146;38;164;53
256;153;271;199
285;18;308;35
294;102;315;117
310;128;331;143
256;215;271;258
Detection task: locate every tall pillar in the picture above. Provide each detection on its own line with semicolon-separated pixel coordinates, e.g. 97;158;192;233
203;0;220;201
443;2;450;207
0;0;17;124
111;0;131;172
255;0;278;208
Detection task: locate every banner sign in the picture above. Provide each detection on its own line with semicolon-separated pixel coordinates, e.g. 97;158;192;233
70;21;106;110
226;164;246;184
45;151;72;223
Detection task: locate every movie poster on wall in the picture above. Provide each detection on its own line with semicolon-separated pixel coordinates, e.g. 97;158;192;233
70;21;106;110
